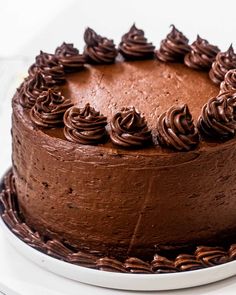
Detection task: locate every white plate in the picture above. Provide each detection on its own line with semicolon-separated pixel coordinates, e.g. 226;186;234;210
1;218;236;292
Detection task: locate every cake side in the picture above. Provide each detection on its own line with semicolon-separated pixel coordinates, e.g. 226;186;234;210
12;91;236;258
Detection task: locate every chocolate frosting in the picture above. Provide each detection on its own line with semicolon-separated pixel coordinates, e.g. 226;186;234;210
174;254;203;271
209;45;236;84
119;24;155;60
156;104;199;151
195;246;228;266
156;25;190;62
61;59;219;132
96;258;127;273
184;35;220;70
28;51;66;86
19;71;47;108
220;69;236;93
55;42;86;73
198;91;236;139
84;28;117;64
8;26;236;274
55;42;79;56
13;59;227;263
63;103;108;145
1;170;236;274
110;107;151;148
69;252;98;268
229;245;236;260
124;257;152;273
30;89;72;128
151;255;178;273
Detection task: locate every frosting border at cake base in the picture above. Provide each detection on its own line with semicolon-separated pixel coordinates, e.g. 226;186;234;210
1;169;236;274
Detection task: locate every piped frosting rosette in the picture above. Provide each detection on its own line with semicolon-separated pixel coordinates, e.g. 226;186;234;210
110;107;152;148
63;103;108;145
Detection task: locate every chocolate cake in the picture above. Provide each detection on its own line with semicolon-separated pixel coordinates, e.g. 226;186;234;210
2;24;236;273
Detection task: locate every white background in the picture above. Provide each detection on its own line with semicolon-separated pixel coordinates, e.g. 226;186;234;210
0;0;236;294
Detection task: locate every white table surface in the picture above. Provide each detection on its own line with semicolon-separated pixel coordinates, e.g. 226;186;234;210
1;0;236;293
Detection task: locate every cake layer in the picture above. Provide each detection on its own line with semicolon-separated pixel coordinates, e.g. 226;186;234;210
12;60;236;259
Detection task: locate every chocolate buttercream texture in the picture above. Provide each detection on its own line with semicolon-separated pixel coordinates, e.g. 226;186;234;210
156;25;190;62
184;35;219;70
14;57;233;262
0;170;235;274
174;254;203;271
156;104;199;151
84;28;117;64
28;51;66;86
220;69;236;93
10;26;236;273
198;91;236;139
55;42;86;73
119;24;155;60
30;89;72;128
63;103;108;144
19;71;47;108
195;246;228;266
209;45;236;84
110;107;151;148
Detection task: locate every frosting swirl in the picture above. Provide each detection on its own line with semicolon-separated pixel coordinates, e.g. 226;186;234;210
175;254;203;271
184;35;220;70
30;89;72;128
110;107;151;148
119;24;155;60
151;255;178;273
46;240;72;260
220;69;236;93
55;42;79;56
156;25;190;62
18;71;48;108
55;42;86;73
156;104;199;151
63;103;108;145
197;91;236;139
209;45;236;84
3;171;16;196
124;257;152;273
229;244;236;260
84;28;117;64
96;258;126;272
28;51;66;86
195;246;228;266
68;252;97;268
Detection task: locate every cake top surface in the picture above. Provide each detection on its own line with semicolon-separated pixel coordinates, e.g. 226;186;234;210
14;24;236;153
63;59;219;129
